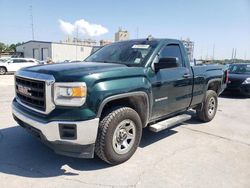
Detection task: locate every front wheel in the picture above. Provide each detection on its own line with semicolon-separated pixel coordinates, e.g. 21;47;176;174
196;90;218;122
95;107;142;165
0;67;7;75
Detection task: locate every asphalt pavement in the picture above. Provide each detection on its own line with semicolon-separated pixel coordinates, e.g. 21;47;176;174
0;75;250;188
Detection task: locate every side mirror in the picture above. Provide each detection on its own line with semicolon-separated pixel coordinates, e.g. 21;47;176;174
154;57;179;72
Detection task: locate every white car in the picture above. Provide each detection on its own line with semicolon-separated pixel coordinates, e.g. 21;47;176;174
0;58;39;75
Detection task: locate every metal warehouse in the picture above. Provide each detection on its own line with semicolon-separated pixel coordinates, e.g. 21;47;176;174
16;40;94;62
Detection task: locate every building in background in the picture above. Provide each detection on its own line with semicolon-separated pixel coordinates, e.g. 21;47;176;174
100;39;112;46
115;28;129;42
64;36;97;46
181;38;194;62
16;40;93;62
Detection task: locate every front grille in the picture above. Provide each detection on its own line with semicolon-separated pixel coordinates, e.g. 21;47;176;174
15;76;46;111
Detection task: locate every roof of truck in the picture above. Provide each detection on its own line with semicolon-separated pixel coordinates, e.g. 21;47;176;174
116;38;180;43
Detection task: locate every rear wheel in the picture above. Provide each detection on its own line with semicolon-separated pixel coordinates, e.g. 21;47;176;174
95;107;142;165
196;90;218;122
0;67;7;75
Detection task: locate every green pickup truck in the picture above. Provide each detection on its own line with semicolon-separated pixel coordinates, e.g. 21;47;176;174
12;38;227;164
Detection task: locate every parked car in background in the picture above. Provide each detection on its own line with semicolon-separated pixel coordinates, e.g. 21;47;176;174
38;60;47;65
0;58;39;75
224;63;250;97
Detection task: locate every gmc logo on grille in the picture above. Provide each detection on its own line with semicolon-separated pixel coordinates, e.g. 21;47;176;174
17;85;32;96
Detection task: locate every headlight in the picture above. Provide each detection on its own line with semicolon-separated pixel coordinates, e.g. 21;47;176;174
242;78;250;85
54;82;87;106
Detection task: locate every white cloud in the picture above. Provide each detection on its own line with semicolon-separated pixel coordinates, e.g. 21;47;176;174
59;19;108;37
58;19;75;35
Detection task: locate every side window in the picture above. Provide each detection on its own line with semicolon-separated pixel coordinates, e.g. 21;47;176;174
20;59;27;63
12;59;20;63
159;44;183;66
13;59;29;63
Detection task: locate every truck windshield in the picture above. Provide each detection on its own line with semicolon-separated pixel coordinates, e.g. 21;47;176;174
229;64;250;75
85;40;159;66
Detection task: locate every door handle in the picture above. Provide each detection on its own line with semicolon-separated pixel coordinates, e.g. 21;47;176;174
183;73;191;78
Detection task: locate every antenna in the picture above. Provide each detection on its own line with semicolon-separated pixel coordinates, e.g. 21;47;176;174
29;5;35;40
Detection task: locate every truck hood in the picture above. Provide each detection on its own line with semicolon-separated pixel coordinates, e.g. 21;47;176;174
22;62;146;82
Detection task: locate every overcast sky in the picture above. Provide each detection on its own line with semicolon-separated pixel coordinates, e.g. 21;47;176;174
0;0;249;60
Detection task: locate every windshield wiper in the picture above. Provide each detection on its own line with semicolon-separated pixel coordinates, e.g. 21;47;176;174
86;60;127;65
103;60;123;64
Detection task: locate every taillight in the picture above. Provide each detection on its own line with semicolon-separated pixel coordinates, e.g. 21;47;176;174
225;70;229;83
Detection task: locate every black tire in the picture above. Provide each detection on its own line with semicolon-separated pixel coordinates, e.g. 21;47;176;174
95;106;142;165
0;67;7;75
196;90;218;122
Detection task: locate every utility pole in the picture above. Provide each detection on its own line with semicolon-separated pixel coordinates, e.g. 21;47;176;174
29;5;35;40
231;48;234;63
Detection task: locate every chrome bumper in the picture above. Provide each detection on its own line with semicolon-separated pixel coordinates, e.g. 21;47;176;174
12;104;99;145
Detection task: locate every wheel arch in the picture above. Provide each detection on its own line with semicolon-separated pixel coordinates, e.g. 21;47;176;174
97;91;150;127
197;79;221;111
0;66;7;72
206;79;222;94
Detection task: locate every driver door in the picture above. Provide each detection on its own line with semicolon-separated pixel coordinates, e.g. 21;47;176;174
150;43;193;120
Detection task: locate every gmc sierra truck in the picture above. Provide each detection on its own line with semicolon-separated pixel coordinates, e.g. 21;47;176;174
12;38;227;164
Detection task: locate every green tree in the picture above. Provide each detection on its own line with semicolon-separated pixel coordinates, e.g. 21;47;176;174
8;44;16;52
0;42;6;52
